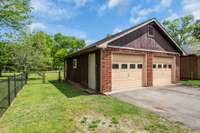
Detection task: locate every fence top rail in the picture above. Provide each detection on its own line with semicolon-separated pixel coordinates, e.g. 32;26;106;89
8;73;24;78
0;80;7;83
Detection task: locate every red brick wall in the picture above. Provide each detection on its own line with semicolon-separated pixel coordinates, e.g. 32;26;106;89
146;53;153;86
101;47;180;93
101;49;112;92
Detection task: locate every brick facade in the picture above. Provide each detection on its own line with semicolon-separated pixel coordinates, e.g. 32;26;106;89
146;53;153;86
100;47;180;93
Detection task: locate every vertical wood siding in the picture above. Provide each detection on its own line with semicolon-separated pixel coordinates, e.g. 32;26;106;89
65;50;101;91
180;55;200;80
108;23;178;53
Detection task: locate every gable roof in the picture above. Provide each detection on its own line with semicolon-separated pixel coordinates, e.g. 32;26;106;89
67;18;185;57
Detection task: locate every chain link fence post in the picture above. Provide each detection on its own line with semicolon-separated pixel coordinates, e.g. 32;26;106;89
21;74;23;89
7;77;11;106
14;74;16;97
25;73;28;84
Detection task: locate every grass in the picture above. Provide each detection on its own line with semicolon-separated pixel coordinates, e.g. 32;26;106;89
0;80;8;107
181;80;200;87
0;72;192;133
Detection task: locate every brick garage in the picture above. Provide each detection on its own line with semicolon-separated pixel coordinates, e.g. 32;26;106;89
100;47;180;92
65;18;184;93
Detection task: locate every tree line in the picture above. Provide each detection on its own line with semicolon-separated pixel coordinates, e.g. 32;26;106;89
0;0;200;76
0;0;85;76
163;15;200;53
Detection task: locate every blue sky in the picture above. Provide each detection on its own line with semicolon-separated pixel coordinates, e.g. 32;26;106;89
30;0;200;45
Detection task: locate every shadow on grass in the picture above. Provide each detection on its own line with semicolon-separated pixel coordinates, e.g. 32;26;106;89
50;80;89;98
0;107;7;117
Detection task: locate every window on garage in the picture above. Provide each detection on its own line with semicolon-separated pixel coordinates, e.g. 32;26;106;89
130;64;136;69
148;25;154;37
158;64;162;69
112;64;119;69
121;64;128;69
168;64;172;69
137;64;143;69
73;59;77;69
153;64;157;69
163;64;167;68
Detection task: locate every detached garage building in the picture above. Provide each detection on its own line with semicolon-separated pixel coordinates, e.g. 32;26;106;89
64;18;184;93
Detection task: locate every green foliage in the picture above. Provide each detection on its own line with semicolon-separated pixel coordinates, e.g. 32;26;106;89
193;20;200;40
13;32;53;73
111;117;119;124
181;80;200;87
89;120;100;130
163;15;196;45
0;42;16;76
53;33;85;69
14;44;47;72
145;123;169;133
80;117;87;124
0;0;31;41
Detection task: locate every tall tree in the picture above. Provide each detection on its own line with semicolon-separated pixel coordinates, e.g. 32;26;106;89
13;33;51;73
53;33;85;69
0;0;31;41
163;15;195;45
28;32;54;66
0;42;15;76
193;20;200;40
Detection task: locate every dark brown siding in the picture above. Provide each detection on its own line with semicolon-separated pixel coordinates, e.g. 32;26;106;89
180;55;200;80
65;50;101;91
108;23;178;53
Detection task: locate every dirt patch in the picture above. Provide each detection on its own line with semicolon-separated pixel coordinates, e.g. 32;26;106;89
76;112;149;133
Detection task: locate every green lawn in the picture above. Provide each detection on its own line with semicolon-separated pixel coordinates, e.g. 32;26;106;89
181;80;200;87
0;72;191;133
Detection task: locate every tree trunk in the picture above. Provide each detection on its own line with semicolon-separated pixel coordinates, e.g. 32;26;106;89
0;69;2;77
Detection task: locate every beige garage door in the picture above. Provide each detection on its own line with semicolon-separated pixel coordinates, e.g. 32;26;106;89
112;54;144;90
153;57;173;86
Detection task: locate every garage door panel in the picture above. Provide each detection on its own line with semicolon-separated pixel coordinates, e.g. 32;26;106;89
113;54;144;63
153;57;173;86
154;57;173;64
112;54;144;90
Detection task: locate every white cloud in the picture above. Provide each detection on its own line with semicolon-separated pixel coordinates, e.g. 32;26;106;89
108;0;124;9
29;22;46;32
165;12;179;21
99;4;107;15
182;0;200;20
130;16;144;25
129;0;173;25
73;0;93;7
31;0;74;20
161;0;173;8
99;0;129;15
112;27;123;34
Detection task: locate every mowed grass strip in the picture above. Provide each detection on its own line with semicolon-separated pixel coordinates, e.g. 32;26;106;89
0;72;191;133
181;80;200;87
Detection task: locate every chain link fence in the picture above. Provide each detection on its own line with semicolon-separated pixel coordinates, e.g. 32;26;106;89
0;73;27;116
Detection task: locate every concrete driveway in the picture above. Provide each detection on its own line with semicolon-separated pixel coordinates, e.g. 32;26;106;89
111;86;200;130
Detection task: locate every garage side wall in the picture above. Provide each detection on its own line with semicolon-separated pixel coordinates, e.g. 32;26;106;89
101;47;180;93
65;50;101;91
